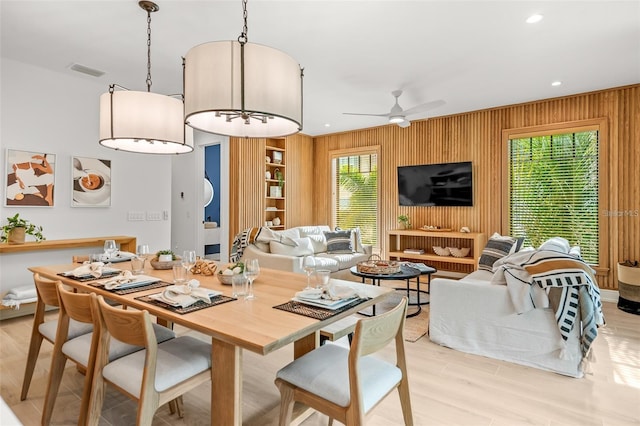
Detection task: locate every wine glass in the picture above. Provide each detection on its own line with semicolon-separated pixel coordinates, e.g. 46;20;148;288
182;250;197;279
103;240;117;261
137;244;150;259
303;256;316;290
244;259;260;300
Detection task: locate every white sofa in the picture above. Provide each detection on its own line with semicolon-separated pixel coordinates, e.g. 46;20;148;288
429;235;606;379
239;226;371;281
429;270;585;377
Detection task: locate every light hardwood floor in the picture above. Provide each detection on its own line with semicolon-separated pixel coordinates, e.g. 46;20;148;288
1;301;638;425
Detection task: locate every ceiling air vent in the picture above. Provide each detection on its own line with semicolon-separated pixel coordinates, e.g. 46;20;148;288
69;63;105;77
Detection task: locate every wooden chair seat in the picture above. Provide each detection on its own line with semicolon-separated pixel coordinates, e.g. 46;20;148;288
21;273;93;401
88;296;212;425
275;297;413;425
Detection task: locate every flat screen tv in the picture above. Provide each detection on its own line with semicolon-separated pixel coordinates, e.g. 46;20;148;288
398;161;473;206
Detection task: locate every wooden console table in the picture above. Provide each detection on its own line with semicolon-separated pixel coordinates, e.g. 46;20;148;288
0;236;137;254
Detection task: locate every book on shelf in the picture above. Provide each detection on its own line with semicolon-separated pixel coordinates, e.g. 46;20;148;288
403;248;425;254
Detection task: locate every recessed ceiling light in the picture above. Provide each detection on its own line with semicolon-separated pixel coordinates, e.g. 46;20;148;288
526;14;543;24
551;81;562;87
324;123;331;127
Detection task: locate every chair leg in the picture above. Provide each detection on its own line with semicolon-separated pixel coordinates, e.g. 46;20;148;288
20;331;44;400
176;395;184;418
397;379;414;426
275;379;295;426
41;344;68;425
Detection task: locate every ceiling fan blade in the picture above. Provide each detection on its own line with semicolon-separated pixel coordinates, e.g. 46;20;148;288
397;120;411;128
343;112;390;117
401;99;446;116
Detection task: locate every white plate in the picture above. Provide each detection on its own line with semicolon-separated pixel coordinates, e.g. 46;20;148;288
148;290;221;307
292;296;359;310
103;275;160;290
61;267;120;278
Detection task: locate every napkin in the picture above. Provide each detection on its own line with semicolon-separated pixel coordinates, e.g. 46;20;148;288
160;285;220;308
72;261;105;278
103;270;135;290
295;289;324;300
325;285;359;301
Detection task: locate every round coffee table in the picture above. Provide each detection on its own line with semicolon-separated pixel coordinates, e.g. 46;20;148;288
349;263;435;317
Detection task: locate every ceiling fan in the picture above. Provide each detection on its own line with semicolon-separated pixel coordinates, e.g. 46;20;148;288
343;90;445;128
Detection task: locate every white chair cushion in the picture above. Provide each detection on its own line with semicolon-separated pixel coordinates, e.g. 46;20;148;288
276;343;402;412
63;323;175;367
39;319;93;342
102;336;211;397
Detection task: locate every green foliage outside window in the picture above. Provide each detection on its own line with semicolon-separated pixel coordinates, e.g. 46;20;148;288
335;154;378;246
509;130;599;263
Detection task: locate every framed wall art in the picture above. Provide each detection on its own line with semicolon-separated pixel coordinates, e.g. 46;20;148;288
4;149;56;207
72;156;111;207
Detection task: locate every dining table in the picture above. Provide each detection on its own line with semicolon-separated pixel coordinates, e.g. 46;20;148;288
28;261;393;426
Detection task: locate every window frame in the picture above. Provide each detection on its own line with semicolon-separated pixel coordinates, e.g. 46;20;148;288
501;118;609;274
330;146;380;249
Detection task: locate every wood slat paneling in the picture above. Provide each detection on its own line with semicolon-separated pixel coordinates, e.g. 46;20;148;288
228;84;638;289
310;84;639;290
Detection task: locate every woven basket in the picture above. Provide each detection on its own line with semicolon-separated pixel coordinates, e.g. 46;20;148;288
150;256;182;270
356;255;401;275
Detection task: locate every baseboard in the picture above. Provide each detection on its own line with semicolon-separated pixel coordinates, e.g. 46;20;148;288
600;289;618;303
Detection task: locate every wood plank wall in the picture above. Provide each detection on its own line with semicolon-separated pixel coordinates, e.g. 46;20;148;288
228;84;638;289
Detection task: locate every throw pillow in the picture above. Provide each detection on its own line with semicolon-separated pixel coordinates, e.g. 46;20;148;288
538;237;571;253
324;230;354;254
478;234;521;271
270;237;314;257
335;226;365;253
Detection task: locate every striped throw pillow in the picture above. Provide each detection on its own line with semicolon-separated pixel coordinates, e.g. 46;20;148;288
478;235;522;271
324;230;353;254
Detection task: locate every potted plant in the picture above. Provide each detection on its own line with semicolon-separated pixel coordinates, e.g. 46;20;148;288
156;249;175;262
1;213;45;244
398;215;411;230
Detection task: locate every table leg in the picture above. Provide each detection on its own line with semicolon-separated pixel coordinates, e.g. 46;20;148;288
212;339;242;426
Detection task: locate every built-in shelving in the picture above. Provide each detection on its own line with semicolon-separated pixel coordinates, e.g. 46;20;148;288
387;229;486;277
265;139;286;229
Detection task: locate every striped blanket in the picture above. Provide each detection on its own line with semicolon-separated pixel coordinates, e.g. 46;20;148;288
493;250;605;359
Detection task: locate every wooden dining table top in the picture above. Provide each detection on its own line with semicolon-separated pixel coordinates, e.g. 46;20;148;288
29;262;391;355
28;261;393;425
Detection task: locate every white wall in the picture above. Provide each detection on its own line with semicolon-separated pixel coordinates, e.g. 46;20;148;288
1;58;173;293
171;132;230;262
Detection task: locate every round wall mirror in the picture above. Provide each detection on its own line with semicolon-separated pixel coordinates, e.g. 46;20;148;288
204;177;214;207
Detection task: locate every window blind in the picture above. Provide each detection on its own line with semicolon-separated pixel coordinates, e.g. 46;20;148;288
509;130;599;263
333;153;378;246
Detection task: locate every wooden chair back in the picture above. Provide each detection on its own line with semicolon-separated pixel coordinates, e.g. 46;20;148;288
33;273;61;308
96;295;154;349
57;283;95;325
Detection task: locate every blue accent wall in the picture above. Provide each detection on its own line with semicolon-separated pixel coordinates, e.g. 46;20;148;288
205;144;221;255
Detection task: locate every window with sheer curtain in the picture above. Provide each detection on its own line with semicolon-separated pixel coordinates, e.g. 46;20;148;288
331;151;378;247
507;128;599;263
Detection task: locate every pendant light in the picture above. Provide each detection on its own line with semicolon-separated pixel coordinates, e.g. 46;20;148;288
99;1;193;154
183;0;303;138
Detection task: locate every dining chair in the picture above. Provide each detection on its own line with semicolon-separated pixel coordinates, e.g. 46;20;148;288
275;297;413;426
42;283;177;425
21;273;93;401
88;295;212;426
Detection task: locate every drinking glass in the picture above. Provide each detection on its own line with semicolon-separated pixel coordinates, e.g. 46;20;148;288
244;259;260;300
103;240;117;260
137;244;150;259
182;250;197;277
303;256;316;290
316;269;331;290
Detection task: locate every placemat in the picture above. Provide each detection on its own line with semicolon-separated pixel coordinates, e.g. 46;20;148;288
135;293;236;314
88;280;171;295
273;297;369;320
58;270;121;282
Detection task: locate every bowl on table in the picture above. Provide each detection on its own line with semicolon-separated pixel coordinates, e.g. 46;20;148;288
433;246;451;256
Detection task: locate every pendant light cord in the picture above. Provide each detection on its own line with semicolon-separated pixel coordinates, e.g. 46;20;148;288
146;7;153;92
237;0;248;45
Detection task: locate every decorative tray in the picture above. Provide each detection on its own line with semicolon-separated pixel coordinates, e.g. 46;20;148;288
356;255;401;275
418;227;452;232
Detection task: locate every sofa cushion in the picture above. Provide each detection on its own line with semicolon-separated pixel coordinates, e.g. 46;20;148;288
316;252;368;271
312;256;340;272
255;227;300;246
324;230;353;253
298;226;330;253
539;237;570;253
478;233;523;271
270;237;314;257
336;227;365;254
